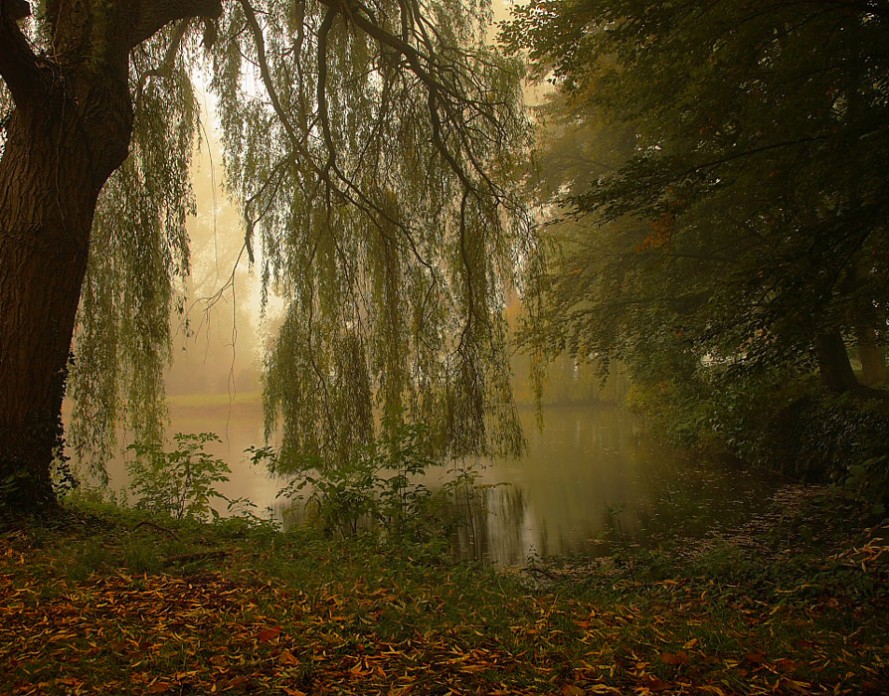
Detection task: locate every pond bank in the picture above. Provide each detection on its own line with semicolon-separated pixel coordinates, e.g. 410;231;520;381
81;403;787;567
1;484;886;694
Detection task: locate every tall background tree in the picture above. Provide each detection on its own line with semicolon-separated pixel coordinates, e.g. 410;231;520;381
0;0;534;508
504;0;889;474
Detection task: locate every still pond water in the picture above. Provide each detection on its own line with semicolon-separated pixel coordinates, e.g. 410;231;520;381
97;403;781;567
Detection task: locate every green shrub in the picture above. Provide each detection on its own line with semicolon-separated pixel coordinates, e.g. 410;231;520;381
631;367;889;507
127;432;230;521
250;425;465;542
121;539;164;573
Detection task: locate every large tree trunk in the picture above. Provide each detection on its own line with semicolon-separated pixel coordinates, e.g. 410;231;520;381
814;331;859;392
0;0;222;511
0;81;132;509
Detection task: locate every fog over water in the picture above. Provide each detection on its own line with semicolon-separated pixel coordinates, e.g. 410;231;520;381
83;399;780;567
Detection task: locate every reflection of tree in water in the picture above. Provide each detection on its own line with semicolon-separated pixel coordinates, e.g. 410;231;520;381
172;404;782;566
460;407;783;564
451;484;530;566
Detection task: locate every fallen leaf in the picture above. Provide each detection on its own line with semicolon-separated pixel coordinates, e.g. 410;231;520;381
56;677;84;687
640;675;672;692
660;651;689;666
774;657;797;673
279;649;300;665
778;677;813;694
744;651;767;665
258;626;282;642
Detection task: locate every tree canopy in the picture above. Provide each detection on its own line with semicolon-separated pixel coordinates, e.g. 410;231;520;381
0;0;535;504
504;0;889;391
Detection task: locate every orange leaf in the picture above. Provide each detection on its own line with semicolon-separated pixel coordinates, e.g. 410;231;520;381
56;678;83;687
641;675;672;692
660;651;689;666
562;686;585;696
258;626;282;642
775;658;797;673
282;689;307;696
778;677;813;694
279;650;300;665
744;651;767;665
146;683;172;694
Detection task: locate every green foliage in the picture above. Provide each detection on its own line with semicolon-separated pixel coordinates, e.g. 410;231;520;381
689;541;759;586
506;0;889;389
722;382;889;488
627;366;889;506
61;482;127;517
252;425;463;540
55;0;536;478
127;432;230;521
209;507;282;540
787;395;889;506
504;0;889;498
69;21;200;480
120;540;165;575
68;543;115;583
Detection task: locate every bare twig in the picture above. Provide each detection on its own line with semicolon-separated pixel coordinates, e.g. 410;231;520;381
163;550;229;566
133;520;180;538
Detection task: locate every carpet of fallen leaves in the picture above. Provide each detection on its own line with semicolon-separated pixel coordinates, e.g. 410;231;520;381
1;486;888;695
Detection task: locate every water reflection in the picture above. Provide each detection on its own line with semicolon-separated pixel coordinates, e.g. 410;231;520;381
452;406;780;565
83;402;780;566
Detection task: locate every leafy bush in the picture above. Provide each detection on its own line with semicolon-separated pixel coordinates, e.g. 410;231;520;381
630;367;889;508
250;425;463;540
127;432;230;521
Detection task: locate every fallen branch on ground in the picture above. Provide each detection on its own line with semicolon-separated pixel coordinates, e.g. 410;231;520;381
163;550;228;566
134;520;180;538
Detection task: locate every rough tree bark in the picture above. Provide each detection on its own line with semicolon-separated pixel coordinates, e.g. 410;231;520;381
0;0;221;510
814;331;859;392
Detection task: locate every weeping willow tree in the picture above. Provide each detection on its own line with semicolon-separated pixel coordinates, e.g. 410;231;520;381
0;0;535;509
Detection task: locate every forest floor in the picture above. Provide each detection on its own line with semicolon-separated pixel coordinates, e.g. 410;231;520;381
1;485;887;695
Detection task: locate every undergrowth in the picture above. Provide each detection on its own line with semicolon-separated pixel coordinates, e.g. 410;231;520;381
1;484;887;694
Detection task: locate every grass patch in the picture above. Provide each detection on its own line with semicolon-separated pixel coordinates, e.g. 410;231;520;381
1;486;887;694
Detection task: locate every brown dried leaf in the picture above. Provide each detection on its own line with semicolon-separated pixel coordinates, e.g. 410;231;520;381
257;626;282;643
279;649;300;665
660;651;689;666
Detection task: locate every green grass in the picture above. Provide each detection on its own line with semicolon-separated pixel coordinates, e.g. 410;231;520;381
1;486;887;694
